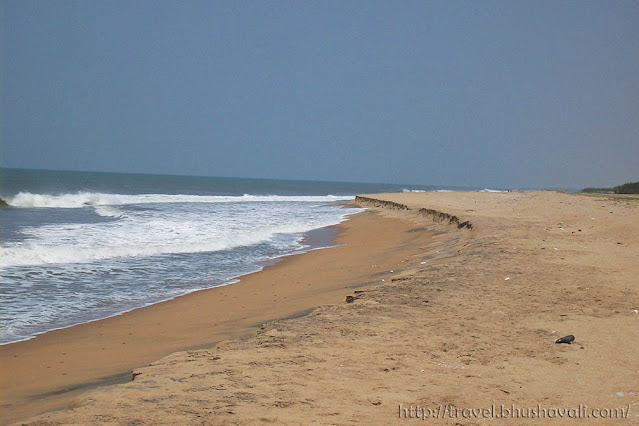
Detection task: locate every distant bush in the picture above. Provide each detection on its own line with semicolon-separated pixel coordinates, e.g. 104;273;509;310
581;181;639;194
582;187;613;193
614;181;639;194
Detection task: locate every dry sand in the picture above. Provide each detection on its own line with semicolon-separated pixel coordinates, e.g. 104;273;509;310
5;191;639;424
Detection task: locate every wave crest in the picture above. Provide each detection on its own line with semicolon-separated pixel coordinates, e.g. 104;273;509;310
4;192;352;208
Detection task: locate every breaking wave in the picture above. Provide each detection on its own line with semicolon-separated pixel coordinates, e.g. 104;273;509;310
4;192;351;208
0;221;344;269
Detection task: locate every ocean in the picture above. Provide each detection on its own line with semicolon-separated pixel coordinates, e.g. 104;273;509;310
0;168;442;344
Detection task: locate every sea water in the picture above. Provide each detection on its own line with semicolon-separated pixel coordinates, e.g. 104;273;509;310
0;168;442;344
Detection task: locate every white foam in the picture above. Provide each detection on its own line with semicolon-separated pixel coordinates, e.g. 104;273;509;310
0;202;358;268
5;192;352;209
93;205;125;218
478;188;507;193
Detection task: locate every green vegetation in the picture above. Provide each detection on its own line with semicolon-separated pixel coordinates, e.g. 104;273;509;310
582;181;639;195
614;181;639;194
582;187;613;193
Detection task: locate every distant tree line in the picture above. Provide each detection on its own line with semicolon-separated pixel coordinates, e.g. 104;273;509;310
582;181;639;194
614;181;639;194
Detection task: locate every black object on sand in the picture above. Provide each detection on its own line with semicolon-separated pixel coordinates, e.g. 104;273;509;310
555;335;575;344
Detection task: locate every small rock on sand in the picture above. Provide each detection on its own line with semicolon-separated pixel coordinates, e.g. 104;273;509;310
555;335;575;344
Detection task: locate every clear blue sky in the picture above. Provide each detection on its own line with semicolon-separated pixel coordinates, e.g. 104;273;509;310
2;1;638;189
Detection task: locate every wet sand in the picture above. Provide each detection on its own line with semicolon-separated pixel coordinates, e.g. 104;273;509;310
7;191;639;424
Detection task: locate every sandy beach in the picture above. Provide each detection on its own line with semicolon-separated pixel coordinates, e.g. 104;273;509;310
5;191;639;424
1;206;434;424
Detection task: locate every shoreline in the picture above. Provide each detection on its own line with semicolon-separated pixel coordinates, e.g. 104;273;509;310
0;206;440;425
0;216;349;348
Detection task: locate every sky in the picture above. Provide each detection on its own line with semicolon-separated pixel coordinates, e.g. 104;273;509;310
1;1;638;189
